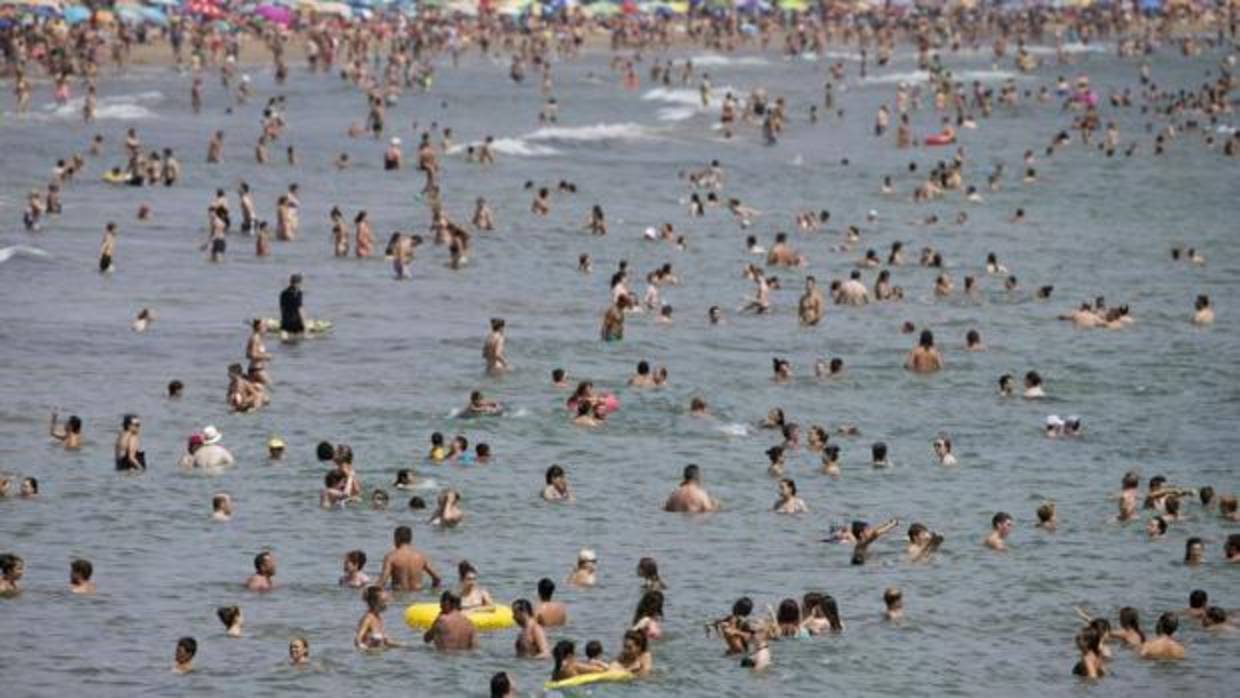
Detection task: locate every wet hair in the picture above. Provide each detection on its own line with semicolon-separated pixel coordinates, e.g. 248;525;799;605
1149;475;1167;490
1155;612;1178;636
316;441;335;462
512;598;533;619
122;414;138;430
545;464;565;484
777;598;801;625
538;577;556;601
346;550;367;571
552;640;575;678
919;329;934;348
636;360;650;375
1198;486;1214;507
850;520;869;539
1036;503;1055;523
821;594;843;631
585;639;604;659
907;522;928;541
683;464;700;482
1119;607;1145;643
1122;471;1140;489
1165;496;1181;518
551;368;565;382
167;380;183;397
217;605;241;628
408;496;426;510
1204;606;1228;627
637;557;663;587
871;442;887;462
439;590;461;611
633;590;664;624
490;672;512;698
723;597;753;620
1188;590;1209;611
1025;371;1042;387
1227;533;1240;557
394;526;412;546
364;585;384;611
0;553;22;577
780;478;798;496
212;494;229;512
823;444;840;462
966;329;981;346
766;446;784;463
1222;496;1238;515
176;637;197;659
253;552;271;572
458;560;478;580
1151;516;1168;534
1075;626;1101;654
70;558;92;581
430;432;444;447
992;512;1012;528
883;587;902;607
1185;537;1204;562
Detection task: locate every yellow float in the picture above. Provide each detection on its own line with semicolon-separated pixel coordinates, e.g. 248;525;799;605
403;603;514;632
544;668;635;690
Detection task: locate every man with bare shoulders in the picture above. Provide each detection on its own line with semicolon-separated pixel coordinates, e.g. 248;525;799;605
984;512;1013;551
99;222;118;273
483;318;509;376
798;276;824;326
1139;613;1186;660
534;578;567;627
905;329;944;373
423;591;478;650
245;551;276;592
378;525;441;592
664;464;719;513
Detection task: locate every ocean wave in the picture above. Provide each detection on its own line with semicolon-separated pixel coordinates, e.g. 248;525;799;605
0;245;51;266
524;122;657;143
1024;43;1108;56
643;86;738;122
47;90;163;120
715;422;750;437
862;69;1023;85
448;123;657;157
689;54;770;68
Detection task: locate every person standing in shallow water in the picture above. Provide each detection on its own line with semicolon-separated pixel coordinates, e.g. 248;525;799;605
483;318;509;376
905;329;943;373
279;274;305;338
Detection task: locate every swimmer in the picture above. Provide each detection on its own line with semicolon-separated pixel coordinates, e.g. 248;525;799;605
799;277;824;326
821;445;842;478
513;599;550;658
773;478;808;514
984;512;1013;551
1138;613;1185;660
965;330;985;351
483;318;509;376
356;585;400;650
883;588;903;622
458;561;495;609
216;605;243;638
1192;294;1214;325
377;525;441;592
49;410;82;450
664;464;719;513
464;390;502;416
1024;371;1046;398
69;559;95;594
542;464;573;502
932;436;958;465
429;488;464;527
1036;503;1057;531
173;637;197;674
340;550;371;588
289;637;309;666
424;591;478;651
114;413;145;472
245;551;277;592
567;549;597;588
132;308;154;333
211;493;232;522
905;330;944;373
905;523;944;562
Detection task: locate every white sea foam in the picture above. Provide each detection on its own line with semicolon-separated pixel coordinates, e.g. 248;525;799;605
449;122;657;157
715;422;750;437
0;245;50;266
688;54;771;68
862;69;1023;85
643;86;738;121
48;90;163;120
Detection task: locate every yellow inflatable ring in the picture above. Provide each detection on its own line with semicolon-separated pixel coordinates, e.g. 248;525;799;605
403;603;514;632
545;668;635;690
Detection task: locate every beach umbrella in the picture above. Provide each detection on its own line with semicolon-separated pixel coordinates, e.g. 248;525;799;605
145;0;180;5
255;3;293;22
63;4;89;22
115;4;143;22
775;0;806;9
139;6;169;23
1;0;63;8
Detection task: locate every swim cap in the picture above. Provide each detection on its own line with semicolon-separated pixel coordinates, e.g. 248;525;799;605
267;436;286;450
